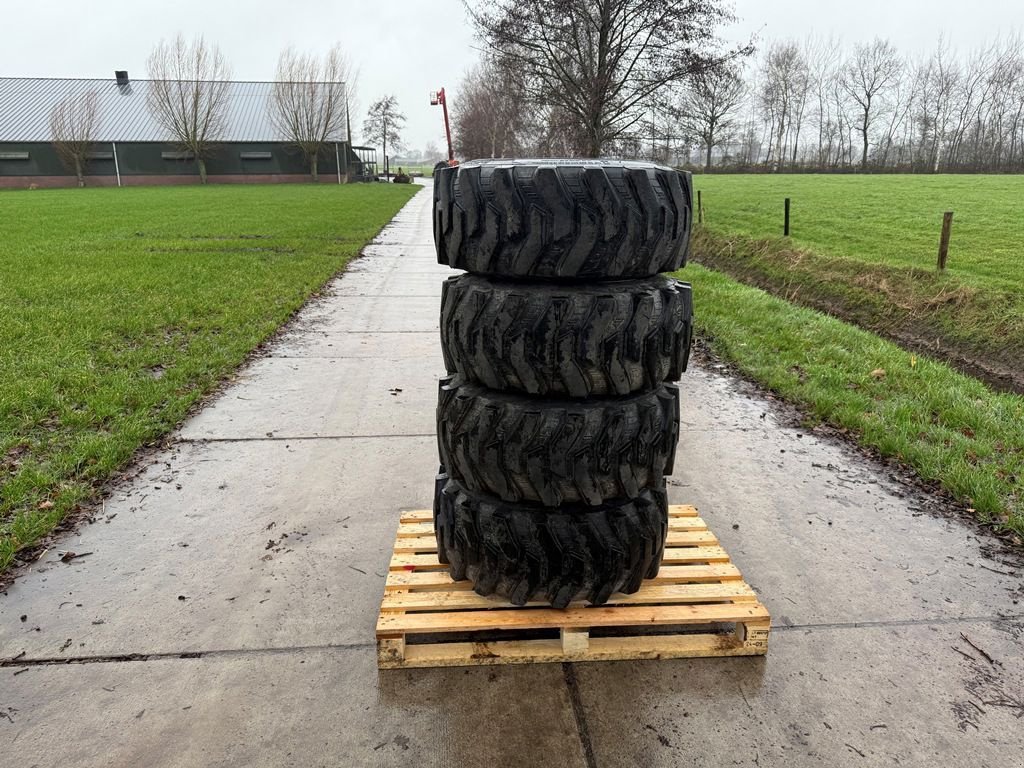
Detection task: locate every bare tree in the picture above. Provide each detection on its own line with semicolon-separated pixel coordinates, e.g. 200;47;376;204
758;40;810;169
877;71;913;167
467;0;750;157
146;34;232;184
945;44;997;168
49;90;100;187
362;96;405;178
676;65;746;171
423;140;445;164
804;35;842;166
271;45;351;182
453;56;532;159
841;38;903;169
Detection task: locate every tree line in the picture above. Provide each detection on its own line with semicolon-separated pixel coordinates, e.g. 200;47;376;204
453;0;1024;173
696;34;1024;173
49;34;406;185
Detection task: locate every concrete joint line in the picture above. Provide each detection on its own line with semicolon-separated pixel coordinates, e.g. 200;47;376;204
2;641;376;669
9;619;1016;670
179;433;437;444
269;356;440;361
773;613;1024;633
562;662;599;768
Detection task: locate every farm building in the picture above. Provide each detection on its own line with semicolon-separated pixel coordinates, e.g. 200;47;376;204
0;73;375;188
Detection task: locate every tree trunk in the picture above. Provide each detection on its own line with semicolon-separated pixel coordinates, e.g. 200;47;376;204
705;141;713;172
75;157;84;188
586;120;603;158
860;108;870;170
197;157;208;184
311;155;319;183
775;119;786;172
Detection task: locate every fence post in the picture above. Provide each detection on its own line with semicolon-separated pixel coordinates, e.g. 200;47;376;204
784;197;791;236
937;211;954;270
697;190;703;224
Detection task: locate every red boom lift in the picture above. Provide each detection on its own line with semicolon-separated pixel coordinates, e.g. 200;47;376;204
430;88;458;168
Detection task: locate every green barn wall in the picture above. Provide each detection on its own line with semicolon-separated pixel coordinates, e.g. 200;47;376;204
0;141;362;179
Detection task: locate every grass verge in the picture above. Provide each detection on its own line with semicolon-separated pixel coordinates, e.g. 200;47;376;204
691;228;1024;393
674;263;1024;540
1;182;419;571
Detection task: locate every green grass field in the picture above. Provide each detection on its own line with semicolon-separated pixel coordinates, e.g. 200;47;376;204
680;173;1024;539
0;183;418;570
690;174;1024;382
693;174;1024;293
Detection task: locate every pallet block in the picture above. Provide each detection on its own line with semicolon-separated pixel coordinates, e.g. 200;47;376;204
377;505;770;669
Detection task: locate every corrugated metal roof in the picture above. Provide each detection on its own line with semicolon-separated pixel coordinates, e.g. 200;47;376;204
0;77;341;143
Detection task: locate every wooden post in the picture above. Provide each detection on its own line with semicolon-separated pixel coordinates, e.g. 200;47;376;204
697;190;703;224
937;211;954;270
784;197;791;236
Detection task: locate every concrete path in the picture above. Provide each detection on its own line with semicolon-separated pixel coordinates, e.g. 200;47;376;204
2;183;1023;768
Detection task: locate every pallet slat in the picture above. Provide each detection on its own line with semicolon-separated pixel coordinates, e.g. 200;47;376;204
387;632;765;669
385;563;743;590
378;505;770;668
379;602;768;634
381;582;757;611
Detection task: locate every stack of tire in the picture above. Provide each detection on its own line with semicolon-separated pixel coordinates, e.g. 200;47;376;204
432;159;693;608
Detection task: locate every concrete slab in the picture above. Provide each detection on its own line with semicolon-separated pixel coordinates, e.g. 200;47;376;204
179;357;439;440
329;270;447;297
271;331;439;360
672;368;1021;627
679;364;787;433
360;243;440;259
1;648;585;768
260;294;442;334
575;619;1024;767
0;437;438;658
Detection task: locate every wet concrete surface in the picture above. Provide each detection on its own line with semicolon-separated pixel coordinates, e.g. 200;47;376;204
2;182;1022;767
3;651;583;768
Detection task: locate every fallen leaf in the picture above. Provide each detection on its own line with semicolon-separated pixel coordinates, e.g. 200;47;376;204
59;551;93;563
870;368;886;379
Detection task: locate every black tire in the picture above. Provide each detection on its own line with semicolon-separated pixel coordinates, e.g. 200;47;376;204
433;466;450;564
437;377;679;507
434;477;668;607
440;274;692;397
434;159;692;280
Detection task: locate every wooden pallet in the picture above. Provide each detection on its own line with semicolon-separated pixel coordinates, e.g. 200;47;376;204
377;505;770;669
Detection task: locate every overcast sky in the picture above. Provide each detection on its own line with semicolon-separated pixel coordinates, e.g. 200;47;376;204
2;1;1022;154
